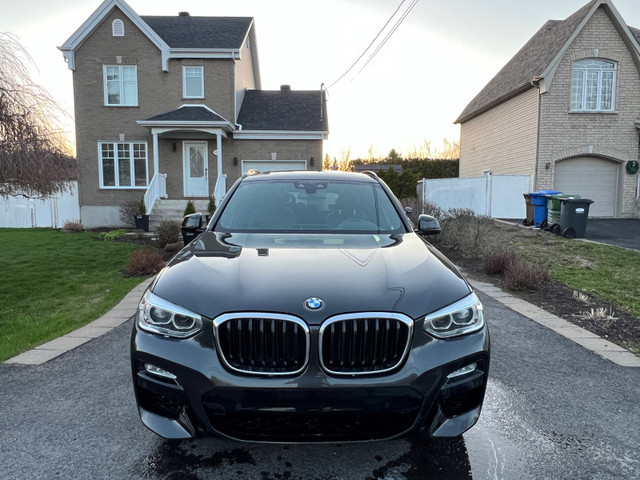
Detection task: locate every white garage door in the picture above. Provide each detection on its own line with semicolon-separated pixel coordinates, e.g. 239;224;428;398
553;157;619;217
242;160;307;174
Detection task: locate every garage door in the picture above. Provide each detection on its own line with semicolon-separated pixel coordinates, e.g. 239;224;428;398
553;157;619;217
242;160;307;174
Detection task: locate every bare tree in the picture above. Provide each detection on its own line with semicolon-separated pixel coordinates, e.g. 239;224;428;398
0;32;75;198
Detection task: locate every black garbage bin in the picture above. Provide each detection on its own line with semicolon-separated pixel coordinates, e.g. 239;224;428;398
558;198;594;238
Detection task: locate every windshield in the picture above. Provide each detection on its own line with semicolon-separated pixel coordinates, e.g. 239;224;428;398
215;179;406;234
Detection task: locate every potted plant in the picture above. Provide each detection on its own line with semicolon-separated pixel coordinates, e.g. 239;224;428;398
134;197;149;232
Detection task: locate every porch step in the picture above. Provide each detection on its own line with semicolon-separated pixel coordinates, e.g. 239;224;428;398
149;199;209;232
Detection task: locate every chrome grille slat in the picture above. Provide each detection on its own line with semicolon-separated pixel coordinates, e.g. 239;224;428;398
320;313;413;375
214;314;310;376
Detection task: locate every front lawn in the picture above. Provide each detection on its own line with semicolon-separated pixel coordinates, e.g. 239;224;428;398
0;229;146;362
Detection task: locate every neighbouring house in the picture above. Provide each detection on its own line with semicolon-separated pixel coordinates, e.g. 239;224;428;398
455;0;640;218
59;0;328;229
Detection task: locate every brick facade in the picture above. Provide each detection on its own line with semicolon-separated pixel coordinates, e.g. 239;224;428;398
67;5;325;227
536;7;640;216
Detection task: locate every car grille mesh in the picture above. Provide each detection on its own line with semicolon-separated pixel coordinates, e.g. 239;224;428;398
216;317;308;374
321;316;412;374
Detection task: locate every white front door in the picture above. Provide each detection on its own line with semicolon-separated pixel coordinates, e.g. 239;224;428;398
183;142;208;197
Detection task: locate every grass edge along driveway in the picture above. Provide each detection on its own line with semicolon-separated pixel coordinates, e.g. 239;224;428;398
0;229;147;363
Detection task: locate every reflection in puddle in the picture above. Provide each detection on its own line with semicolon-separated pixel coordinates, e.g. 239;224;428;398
133;435;473;480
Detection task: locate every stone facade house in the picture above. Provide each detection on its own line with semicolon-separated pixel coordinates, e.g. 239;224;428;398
59;0;328;228
456;0;640;218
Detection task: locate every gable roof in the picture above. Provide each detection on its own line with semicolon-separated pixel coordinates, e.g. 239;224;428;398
59;0;258;74
237;90;329;132
455;0;640;124
141;16;252;49
142;105;230;123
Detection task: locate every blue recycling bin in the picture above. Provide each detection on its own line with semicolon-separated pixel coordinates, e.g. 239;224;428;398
528;190;561;227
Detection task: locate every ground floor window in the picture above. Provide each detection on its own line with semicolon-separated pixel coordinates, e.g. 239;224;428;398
99;142;148;188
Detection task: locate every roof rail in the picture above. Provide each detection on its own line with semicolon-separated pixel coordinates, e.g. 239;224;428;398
360;170;380;179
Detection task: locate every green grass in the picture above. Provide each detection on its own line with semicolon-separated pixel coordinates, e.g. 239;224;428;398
0;229;147;362
498;224;640;317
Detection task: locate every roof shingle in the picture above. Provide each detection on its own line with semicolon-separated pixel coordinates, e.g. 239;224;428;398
141;16;252;49
237;90;328;131
455;1;598;123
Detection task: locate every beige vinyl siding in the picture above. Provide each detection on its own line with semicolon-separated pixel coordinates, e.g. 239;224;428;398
459;87;539;177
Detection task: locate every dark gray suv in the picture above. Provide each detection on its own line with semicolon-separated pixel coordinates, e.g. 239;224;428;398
131;170;489;443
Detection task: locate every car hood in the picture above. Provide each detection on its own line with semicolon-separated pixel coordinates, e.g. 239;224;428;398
151;231;471;324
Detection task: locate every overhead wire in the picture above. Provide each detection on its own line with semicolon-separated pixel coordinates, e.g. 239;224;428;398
355;0;419;75
326;0;417;90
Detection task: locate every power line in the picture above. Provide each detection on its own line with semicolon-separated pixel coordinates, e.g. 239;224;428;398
356;0;419;75
327;0;417;90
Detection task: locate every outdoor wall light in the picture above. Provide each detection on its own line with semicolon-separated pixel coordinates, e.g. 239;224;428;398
172;142;177;152
233;157;238;166
310;156;315;166
545;161;551;170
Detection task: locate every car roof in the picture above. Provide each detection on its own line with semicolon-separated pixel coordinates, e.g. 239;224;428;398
241;170;379;183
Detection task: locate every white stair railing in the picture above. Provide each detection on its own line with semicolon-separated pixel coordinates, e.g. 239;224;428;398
144;173;168;214
214;174;227;205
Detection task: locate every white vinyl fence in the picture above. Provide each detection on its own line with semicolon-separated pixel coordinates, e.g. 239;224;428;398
0;181;80;228
418;174;534;219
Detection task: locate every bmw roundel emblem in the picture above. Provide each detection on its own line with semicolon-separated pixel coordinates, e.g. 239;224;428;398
304;297;324;311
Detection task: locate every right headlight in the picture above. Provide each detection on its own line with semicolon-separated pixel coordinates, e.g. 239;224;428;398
423;293;484;339
136;291;203;339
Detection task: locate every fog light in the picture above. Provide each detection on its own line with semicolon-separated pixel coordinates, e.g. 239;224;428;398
447;363;477;379
144;363;177;381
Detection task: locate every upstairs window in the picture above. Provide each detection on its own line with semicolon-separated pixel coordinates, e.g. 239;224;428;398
570;59;616;112
99;142;148;188
183;66;204;98
104;65;138;106
112;19;124;36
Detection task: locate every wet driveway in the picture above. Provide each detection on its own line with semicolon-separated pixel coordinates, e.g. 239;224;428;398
1;292;640;479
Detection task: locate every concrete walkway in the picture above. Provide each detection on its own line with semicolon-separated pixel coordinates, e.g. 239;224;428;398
4;275;639;368
4;279;152;366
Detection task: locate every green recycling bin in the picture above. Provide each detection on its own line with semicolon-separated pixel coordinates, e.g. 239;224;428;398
558;197;594;238
545;194;579;229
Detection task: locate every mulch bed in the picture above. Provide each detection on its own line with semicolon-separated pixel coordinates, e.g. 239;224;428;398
444;249;640;352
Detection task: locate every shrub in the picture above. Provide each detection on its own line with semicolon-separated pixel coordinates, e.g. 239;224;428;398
436;209;495;256
138;197;147;216
420;201;445;220
63;219;83;232
484;248;518;275
504;259;549;291
184;200;196;216
97;229;126;241
119;200;139;226
126;249;164;277
156;220;181;248
207;195;217;216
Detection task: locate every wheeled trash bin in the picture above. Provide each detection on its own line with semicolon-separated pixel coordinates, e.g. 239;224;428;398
558;198;594;238
528;190;561;227
544;193;578;230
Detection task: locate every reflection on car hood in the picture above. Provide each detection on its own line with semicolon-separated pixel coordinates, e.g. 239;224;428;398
151;232;471;324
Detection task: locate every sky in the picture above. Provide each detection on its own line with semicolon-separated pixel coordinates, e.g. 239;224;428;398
1;0;640;159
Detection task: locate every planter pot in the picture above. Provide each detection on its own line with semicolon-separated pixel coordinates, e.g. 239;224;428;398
135;215;149;232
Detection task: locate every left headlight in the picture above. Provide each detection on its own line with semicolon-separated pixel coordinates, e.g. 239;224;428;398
423;292;484;339
136;291;203;339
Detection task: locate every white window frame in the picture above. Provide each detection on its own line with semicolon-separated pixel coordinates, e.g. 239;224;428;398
112;19;124;37
183;66;204;99
103;65;138;106
98;141;148;189
570;59;616;112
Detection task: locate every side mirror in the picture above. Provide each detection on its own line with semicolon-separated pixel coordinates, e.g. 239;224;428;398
181;213;205;244
417;214;441;235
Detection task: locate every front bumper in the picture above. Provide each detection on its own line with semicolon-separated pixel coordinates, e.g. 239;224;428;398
131;319;489;443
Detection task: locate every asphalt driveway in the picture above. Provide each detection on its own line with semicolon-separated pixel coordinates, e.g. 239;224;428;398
584;218;640;250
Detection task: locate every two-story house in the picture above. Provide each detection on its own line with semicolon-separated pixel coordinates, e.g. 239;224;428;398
455;0;640;218
59;0;328;228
